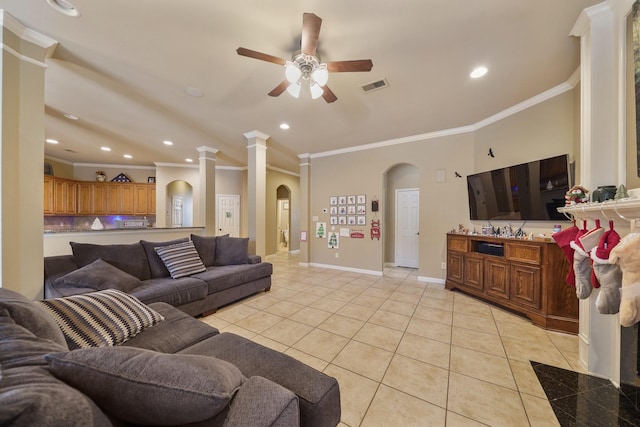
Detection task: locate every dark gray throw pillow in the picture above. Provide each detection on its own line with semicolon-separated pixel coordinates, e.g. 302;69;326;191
54;258;141;293
190;234;217;267
140;237;189;278
70;241;151;280
215;236;249;266
45;347;245;426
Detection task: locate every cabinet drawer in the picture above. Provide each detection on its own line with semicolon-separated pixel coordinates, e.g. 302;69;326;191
506;243;542;265
448;235;469;252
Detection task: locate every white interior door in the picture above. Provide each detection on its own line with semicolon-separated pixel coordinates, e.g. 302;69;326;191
217;194;240;236
395;188;419;268
172;196;183;227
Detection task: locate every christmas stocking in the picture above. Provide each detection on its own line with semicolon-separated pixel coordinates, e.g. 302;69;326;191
571;223;603;299
551;224;579;287
609;233;640;327
591;225;622;315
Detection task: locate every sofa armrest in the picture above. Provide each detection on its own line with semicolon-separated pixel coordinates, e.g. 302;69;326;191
225;376;299;427
247;255;262;264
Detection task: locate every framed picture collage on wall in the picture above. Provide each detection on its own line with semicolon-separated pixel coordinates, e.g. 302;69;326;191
329;194;366;226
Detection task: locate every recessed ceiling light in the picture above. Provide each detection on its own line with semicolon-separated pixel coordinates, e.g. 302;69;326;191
100;147;111;152
46;139;59;144
185;87;204;98
470;66;488;79
47;0;80;17
64;113;79;120
163;140;173;146
185;158;193;163
280;123;290;130
123;154;132;159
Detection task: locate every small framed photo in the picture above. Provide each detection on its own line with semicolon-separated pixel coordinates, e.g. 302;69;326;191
338;206;347;215
147;177;156;183
347;195;356;205
347;205;356;215
357;205;366;214
330;206;338;215
347;216;356;225
338;216;347;225
357;195;366;204
338;196;347;205
330;196;338;205
330;216;338;225
357;216;367;225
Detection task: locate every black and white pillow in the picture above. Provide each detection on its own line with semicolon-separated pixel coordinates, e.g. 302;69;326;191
154;240;207;279
35;289;164;349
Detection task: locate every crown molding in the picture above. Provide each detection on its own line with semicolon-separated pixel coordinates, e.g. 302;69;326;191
0;10;58;59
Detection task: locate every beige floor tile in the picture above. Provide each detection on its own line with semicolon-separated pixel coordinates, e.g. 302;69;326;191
284;347;329;372
214;304;259;323
368;309;411;331
350;294;387;309
445;411;488;426
453;300;494;318
289;306;333;327
423;288;455;301
353;322;403;352
406;317;452;344
546;330;579;353
361;385;447;427
413;305;454;325
389;291;421;304
234;310;284;333
329;289;359;302
521;394;561;427
218;324;257;339
419;295;454;311
396;332;451;369
382;354;449;407
312;297;348;313
501;336;573;369
306;286;335;297
490;306;531;325
361;287;394;299
332;340;394;381
292;328;349;362
496;320;553;345
324;364;379;427
563;350;588;374
509;360;547;398
452;312;498;335
285;292;322;306
450;346;516;390
336;303;377;322
243;294;281;310
250;335;289;352
451;326;506;358
318;314;365;338
447;372;529;427
380;299;417;316
264;300;305;317
267;287;300;300
200;315;230;330
261;318;313;346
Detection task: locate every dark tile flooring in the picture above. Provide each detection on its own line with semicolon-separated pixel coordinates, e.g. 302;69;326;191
532;362;640;426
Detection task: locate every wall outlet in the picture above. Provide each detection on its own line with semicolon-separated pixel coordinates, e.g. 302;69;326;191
335;252;339;258
441;262;446;270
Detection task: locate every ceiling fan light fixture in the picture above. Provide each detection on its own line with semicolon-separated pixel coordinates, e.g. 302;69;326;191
285;62;302;83
312;65;329;87
287;82;301;98
310;83;324;99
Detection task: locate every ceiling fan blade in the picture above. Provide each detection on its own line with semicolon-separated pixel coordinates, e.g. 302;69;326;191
326;59;373;73
322;86;337;103
268;80;290;97
237;47;286;66
301;13;322;56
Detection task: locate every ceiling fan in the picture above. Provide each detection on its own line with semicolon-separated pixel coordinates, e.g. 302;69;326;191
237;13;373;103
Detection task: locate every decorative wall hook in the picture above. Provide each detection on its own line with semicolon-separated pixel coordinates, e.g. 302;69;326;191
454;172;462;178
488;148;494;158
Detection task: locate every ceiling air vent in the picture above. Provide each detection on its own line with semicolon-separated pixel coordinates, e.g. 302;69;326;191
361;78;389;93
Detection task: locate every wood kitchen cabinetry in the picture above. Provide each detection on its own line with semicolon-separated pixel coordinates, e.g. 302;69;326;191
44;176;155;216
445;233;578;333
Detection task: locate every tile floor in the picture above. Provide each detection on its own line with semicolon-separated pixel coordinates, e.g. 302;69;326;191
201;254;591;426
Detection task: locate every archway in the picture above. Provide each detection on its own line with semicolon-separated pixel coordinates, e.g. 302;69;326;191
276;185;291;253
384;163;419;267
166;180;194;227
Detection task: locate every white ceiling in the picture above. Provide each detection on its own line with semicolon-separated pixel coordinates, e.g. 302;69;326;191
2;0;601;172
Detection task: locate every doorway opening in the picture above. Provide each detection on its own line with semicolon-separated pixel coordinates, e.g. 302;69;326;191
166;180;193;227
276;185;291;254
217;194;240;236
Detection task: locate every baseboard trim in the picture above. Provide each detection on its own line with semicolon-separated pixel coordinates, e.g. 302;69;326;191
418;276;445;284
309;263;383;276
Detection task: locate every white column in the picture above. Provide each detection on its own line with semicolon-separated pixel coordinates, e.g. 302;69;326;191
298;153;311;265
196;146;218;235
0;11;57;298
570;0;634;385
244;131;269;257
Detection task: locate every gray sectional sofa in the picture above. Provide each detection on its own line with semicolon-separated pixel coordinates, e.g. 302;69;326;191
0;288;341;426
43;234;272;317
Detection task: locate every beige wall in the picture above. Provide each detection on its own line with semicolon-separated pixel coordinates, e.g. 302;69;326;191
308;87;578;280
44;157;74;179
73;165;155;183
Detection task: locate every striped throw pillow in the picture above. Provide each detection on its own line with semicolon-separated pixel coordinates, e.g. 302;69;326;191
154;240;207;279
36;289;164;350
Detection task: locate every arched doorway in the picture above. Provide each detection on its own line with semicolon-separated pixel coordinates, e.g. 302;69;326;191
385;163;419;268
166;180;193;227
276;185;291;253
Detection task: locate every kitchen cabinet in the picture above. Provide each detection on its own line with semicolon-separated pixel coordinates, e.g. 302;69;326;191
445;233;578;333
43;176;77;215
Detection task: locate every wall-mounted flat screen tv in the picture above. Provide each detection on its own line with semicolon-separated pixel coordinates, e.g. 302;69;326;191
467;154;570;221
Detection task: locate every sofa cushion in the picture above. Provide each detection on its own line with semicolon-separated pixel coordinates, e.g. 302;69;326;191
141;237;189;278
121;302;219;353
35;289;164;349
192;263;273;294
46;346;245;426
0;312;112;427
0;288;67;347
215;236;249;266
191;234;218;267
154;240;207;279
70;241;151;280
54;258;142;293
130;277;208;307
